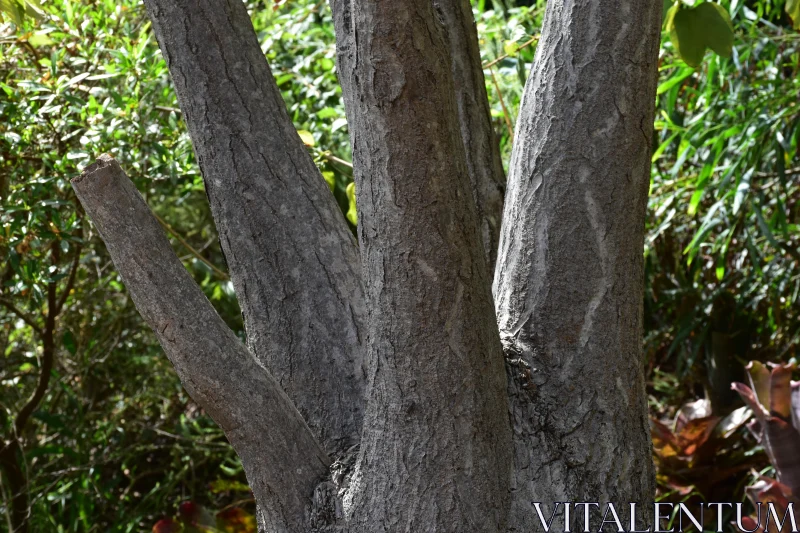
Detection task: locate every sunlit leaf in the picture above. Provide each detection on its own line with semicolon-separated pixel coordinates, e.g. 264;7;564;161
787;0;800;30
669;2;734;67
297;129;315;147
346;181;357;226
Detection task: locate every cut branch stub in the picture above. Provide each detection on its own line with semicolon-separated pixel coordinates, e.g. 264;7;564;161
72;155;329;532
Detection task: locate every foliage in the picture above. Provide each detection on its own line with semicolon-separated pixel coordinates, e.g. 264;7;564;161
666;1;735;67
651;398;759;528
645;0;800;412
0;0;243;529
733;362;800;494
152;501;256;533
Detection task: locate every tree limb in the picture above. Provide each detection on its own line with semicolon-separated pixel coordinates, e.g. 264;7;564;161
54;241;82;315
141;0;367;455
71;156;330;531
493;0;662;528
329;2;512;530
433;0;507;269
13;280;55;437
0;299;42;336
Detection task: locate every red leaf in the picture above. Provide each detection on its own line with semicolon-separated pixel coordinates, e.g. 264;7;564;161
153;518;182;533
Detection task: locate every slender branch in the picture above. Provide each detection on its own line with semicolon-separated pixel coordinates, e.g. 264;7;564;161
72;155;329;530
13;282;56;437
0;299;42;336
489;67;515;140
481;35;539;70
151;212;229;280
320;152;353;169
755;166;800;179
54;242;83;315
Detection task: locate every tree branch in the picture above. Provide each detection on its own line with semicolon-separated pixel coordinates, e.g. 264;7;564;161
329;2;512;530
71;156;330;531
433;0;507;270
151;212;229;280
13;280;56;437
54;241;82;315
141;0;367;456
493;1;662;528
0;299;42;336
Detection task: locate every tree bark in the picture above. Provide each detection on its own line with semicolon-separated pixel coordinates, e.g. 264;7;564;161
332;2;512;531
331;0;505;269
141;0;367;456
72;156;329;531
493;1;662;530
433;0;506;269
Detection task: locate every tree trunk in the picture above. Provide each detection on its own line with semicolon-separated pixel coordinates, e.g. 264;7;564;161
493;0;662;529
330;1;512;530
72;0;663;531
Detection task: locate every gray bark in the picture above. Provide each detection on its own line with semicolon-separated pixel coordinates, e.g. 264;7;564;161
141;0;367;456
433;0;507;269
332;1;512;531
492;1;662;530
71;156;329;531
331;0;505;269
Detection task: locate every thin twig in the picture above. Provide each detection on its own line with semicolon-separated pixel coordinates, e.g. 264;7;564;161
55;242;82;315
321;152;353;169
0;298;43;336
482;35;539;70
152;212;229;280
13;277;57;436
755;166;800;179
489;67;514;141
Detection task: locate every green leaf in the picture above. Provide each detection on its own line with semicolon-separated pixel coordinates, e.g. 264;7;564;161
663;0;674;22
209;479;251;493
668;2;734;67
297;129;315;147
788;0;800;30
27;32;53;47
656;66;693;95
696;3;733;58
503;40;519;56
0;0;26;26
669;6;705;67
62;330;77;355
322;170;335;192
345;181;357;226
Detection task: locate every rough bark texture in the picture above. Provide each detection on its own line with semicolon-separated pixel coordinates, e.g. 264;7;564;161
72;0;667;531
141;0;367;455
72;156;330;531
432;0;506;269
331;0;505;269
333;2;512;531
492;1;662;530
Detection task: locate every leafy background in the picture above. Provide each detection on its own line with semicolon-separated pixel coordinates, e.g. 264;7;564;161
0;0;798;531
